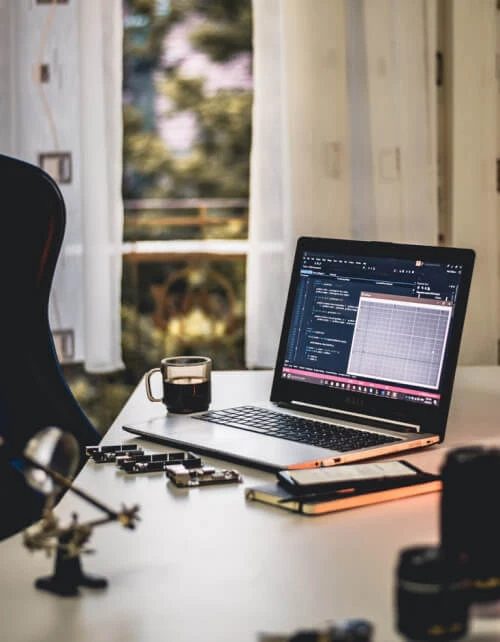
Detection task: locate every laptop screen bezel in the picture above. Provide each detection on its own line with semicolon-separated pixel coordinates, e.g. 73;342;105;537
270;236;475;437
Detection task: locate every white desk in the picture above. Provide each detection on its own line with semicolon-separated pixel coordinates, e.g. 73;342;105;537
2;367;500;642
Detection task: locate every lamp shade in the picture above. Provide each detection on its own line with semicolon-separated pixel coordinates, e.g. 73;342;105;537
24;427;79;495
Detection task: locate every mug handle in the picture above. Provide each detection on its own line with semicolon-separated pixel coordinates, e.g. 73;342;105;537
145;368;163;402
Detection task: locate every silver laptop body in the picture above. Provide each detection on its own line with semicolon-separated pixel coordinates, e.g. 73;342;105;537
123;237;475;472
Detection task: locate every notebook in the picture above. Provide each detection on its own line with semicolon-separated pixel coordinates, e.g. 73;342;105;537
245;477;442;516
123;236;475;472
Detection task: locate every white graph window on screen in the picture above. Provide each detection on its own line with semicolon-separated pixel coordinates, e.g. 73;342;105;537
347;293;453;390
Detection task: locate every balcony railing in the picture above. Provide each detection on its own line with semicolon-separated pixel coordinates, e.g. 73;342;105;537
121;198;249;371
123;198;249;243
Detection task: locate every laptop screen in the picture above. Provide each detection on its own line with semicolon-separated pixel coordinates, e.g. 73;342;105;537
278;245;470;410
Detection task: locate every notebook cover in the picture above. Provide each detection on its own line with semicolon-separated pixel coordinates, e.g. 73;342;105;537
245;477;442;515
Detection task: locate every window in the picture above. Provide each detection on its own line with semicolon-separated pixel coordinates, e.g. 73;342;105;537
122;0;252;366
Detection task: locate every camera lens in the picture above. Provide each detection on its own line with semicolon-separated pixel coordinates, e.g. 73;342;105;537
395;545;469;641
440;446;500;605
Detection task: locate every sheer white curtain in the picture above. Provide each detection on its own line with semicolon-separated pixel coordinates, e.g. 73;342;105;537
79;0;124;373
446;0;497;365
247;0;351;368
247;0;468;368
0;0;124;373
347;0;438;244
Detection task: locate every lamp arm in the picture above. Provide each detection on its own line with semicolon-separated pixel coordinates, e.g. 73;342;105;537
23;454;119;521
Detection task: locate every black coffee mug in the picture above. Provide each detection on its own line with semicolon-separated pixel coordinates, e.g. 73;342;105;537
145;355;212;414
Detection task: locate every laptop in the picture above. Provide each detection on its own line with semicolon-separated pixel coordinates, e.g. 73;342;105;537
123;236;475;472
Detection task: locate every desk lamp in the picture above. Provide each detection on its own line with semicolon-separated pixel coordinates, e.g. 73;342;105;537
22;426;140;597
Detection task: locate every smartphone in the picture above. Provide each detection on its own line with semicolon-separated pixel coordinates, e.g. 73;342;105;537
276;460;436;496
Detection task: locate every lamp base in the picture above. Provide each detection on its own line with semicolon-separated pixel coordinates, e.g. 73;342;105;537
34;539;108;597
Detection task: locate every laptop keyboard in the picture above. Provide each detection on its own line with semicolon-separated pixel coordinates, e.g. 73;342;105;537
193;405;399;452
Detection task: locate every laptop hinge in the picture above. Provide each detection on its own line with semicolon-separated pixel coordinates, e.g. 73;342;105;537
278;400;422;433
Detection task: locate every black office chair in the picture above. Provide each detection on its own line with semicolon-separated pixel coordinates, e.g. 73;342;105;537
0;153;100;541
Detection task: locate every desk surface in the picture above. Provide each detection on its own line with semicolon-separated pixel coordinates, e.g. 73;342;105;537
2;367;500;642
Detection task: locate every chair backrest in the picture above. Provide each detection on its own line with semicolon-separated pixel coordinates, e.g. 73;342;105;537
0;153;100;539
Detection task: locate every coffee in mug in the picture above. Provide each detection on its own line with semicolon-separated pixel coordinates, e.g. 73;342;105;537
145;356;211;414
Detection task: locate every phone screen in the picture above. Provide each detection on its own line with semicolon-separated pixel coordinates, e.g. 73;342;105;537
288;461;419;486
277;460;426;494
